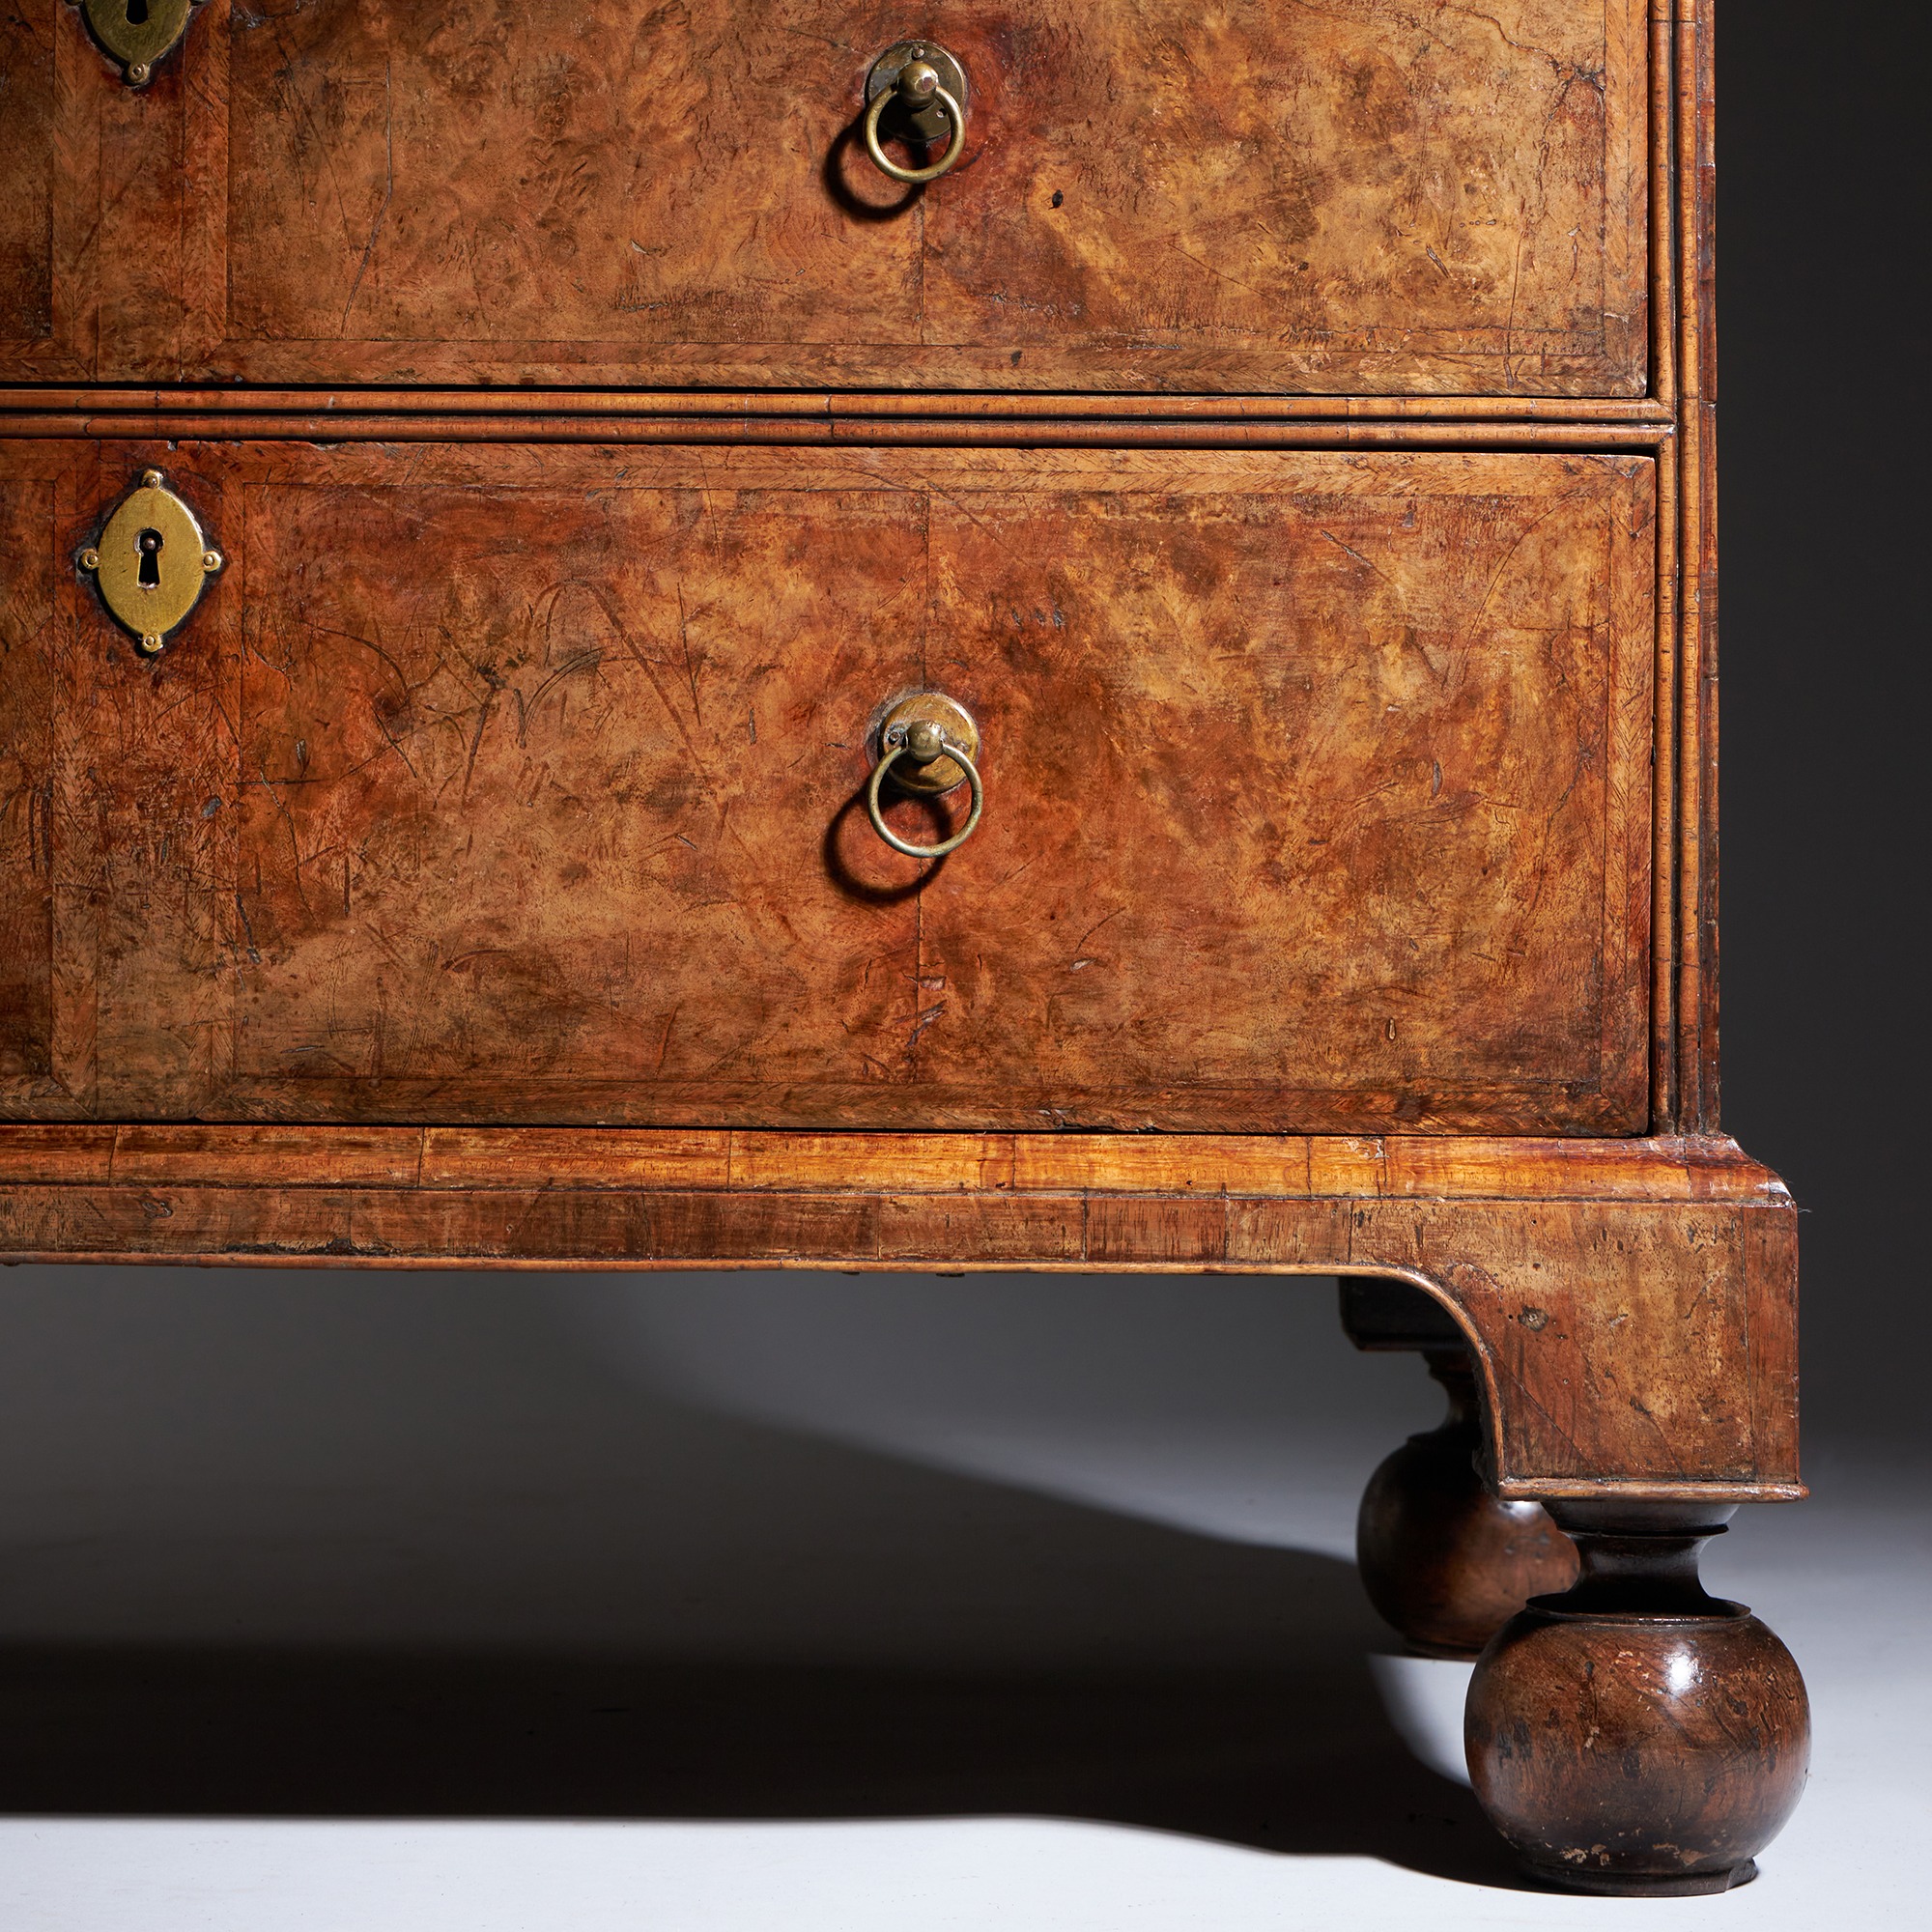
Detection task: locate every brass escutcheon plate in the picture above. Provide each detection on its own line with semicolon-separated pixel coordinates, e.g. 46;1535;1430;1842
79;469;223;657
80;0;196;86
874;692;980;795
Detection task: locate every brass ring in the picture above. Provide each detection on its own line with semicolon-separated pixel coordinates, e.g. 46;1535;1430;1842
864;79;968;185
867;735;983;858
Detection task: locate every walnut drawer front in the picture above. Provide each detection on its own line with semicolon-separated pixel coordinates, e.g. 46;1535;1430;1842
5;0;1647;396
0;443;1654;1133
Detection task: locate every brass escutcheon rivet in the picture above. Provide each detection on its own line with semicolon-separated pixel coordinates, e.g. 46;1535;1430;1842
137;634;164;656
79;549;100;572
128;62;150;84
202;549;223;573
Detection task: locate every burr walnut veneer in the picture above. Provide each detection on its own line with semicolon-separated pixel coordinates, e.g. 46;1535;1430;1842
1;0;1804;1896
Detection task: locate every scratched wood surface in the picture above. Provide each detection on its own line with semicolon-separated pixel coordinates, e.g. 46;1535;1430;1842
0;477;54;1093
0;1127;1800;1500
2;0;1648;394
0;440;1654;1130
0;3;54;355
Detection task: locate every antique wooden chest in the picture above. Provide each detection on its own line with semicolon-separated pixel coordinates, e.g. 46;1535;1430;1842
0;0;1805;1891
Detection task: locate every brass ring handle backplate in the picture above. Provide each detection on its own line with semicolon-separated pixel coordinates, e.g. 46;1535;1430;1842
864;41;970;185
867;694;984;859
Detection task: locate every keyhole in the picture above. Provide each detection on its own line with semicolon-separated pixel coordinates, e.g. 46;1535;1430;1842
126;0;150;24
137;528;163;587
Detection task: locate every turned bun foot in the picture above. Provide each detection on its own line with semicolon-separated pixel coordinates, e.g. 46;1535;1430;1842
1357;1351;1578;1656
1465;1504;1810;1896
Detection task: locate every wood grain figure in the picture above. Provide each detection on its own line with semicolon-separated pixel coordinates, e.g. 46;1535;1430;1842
1;441;1655;1134
0;0;1808;1894
4;0;1647;394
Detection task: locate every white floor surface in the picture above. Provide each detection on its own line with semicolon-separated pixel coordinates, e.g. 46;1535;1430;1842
4;1492;1925;1932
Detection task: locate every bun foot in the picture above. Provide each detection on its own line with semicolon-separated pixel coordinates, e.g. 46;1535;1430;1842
1466;1503;1809;1896
1357;1350;1578;1656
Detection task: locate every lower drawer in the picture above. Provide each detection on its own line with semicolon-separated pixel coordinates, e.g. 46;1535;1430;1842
0;442;1654;1132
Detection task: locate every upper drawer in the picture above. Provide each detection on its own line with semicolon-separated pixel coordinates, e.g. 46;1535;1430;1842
3;0;1649;395
2;440;1653;1132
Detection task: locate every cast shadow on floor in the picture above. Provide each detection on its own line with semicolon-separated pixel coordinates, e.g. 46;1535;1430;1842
0;1572;1524;1889
0;1266;1530;1886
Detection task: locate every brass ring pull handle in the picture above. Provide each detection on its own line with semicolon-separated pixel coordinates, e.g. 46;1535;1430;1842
863;42;970;185
867;696;984;859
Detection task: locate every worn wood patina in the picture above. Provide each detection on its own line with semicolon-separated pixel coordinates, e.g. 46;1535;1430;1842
2;442;1653;1133
0;0;1809;1894
4;0;1647;394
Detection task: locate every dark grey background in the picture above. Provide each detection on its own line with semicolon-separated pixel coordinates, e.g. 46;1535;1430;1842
1720;2;1928;1449
0;3;1922;1846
